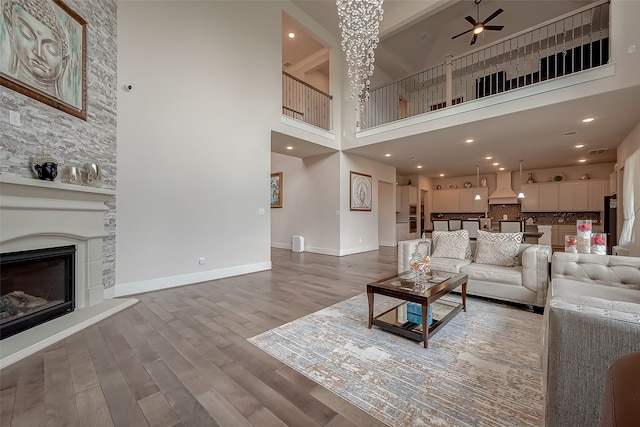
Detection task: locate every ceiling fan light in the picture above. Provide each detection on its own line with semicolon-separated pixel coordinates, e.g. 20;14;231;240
474;26;484;34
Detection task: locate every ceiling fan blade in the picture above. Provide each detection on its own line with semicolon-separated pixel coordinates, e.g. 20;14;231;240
482;8;503;25
470;34;478;46
465;15;478;25
484;25;504;31
452;28;473;40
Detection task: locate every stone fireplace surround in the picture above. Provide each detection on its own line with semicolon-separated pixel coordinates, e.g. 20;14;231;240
0;174;136;368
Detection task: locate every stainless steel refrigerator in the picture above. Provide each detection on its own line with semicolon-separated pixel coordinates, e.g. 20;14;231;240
603;195;617;255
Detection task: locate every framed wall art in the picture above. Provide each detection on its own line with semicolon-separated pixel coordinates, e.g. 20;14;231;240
270;172;283;208
1;0;87;120
350;171;372;211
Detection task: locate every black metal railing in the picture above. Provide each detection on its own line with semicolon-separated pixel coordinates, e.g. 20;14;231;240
362;0;610;129
282;72;332;131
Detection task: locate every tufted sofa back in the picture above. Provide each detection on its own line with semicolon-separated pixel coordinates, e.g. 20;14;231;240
552;252;640;290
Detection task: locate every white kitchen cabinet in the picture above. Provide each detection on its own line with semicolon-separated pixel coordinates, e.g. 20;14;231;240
559;182;589;211
522;180;609;212
397;186;416;220
520;183;539;212
408;186;418;206
432;189;459;212
588;180;608;211
538;183;559;212
432;188;487;213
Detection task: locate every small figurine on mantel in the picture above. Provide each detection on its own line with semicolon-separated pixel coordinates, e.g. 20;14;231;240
31;152;58;181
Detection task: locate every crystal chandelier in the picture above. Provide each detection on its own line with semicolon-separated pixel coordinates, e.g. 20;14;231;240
336;0;384;111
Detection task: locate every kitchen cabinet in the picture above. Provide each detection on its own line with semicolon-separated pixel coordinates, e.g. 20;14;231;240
432;189;459;212
538;183;559;212
396;185;418;222
521;180;608;212
520;184;539;212
588;180;608;211
558;182;588;211
432;187;488;213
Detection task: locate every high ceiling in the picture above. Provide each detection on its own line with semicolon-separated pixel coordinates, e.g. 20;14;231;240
278;0;640;177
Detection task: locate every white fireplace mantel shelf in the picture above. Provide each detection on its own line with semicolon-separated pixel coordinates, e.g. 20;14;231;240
0;172;115;198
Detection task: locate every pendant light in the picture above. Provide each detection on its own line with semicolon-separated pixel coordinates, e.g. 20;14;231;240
517;160;525;199
475;165;481;200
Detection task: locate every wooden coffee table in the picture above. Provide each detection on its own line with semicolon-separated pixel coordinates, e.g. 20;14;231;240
367;270;467;348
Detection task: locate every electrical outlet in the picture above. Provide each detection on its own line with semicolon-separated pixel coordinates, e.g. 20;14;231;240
198;257;206;265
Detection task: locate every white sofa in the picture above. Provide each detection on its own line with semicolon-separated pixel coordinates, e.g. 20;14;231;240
398;238;552;308
542;252;640;427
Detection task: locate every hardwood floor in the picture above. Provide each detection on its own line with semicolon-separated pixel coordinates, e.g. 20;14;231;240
0;247;398;427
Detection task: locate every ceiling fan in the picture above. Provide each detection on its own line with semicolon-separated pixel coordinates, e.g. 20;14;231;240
451;0;504;45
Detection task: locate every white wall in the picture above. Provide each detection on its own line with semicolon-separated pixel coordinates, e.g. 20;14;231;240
271;152;340;254
116;2;283;294
340;153;397;255
378;181;396;246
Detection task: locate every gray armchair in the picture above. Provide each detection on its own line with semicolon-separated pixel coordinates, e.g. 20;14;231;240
542;252;640;427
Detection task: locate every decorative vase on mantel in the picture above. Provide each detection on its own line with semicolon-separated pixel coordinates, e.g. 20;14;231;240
527;173;535;184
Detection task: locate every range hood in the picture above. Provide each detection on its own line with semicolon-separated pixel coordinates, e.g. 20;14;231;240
489;171;520;205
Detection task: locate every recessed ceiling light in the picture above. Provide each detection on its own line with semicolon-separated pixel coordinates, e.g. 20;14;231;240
579;159;587;163
286;146;293;150
465;139;474;143
485;156;492;160
288;32;295;39
575;144;585;148
499;167;505;171
439;173;445;177
385;153;391;157
417;165;423;169
582;117;595;123
492;162;499;166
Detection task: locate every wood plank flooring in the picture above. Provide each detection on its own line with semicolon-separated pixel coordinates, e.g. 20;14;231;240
0;248;398;427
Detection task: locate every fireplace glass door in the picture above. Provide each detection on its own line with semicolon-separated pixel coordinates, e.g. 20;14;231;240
1;245;75;339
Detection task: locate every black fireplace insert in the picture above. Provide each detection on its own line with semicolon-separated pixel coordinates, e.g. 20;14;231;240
0;245;76;339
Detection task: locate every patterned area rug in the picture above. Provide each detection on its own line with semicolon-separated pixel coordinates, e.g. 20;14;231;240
248;294;544;427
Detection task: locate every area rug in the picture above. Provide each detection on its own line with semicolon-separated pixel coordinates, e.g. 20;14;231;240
248;294;544;427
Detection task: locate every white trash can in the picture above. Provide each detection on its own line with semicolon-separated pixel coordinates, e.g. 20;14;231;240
292;235;304;253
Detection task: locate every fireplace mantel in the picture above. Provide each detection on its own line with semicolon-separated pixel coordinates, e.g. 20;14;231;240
0;173;135;368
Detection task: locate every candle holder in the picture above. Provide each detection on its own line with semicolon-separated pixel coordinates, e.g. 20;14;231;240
576;219;592;254
590;233;607;255
565;235;577;253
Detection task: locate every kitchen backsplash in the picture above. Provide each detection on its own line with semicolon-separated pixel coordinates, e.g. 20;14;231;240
431;204;601;224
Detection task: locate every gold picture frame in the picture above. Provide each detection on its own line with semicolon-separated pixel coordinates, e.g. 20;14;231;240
271;172;283;208
1;0;88;120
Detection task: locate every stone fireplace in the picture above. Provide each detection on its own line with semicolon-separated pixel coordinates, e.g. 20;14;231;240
0;174;136;367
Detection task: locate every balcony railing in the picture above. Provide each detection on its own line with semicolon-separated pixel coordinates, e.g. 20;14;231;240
282;71;332;131
362;0;610;130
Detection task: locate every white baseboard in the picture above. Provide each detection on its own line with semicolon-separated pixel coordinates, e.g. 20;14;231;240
339;244;379;256
379;240;397;247
113;262;272;297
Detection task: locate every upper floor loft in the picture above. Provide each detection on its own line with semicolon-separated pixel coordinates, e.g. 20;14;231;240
277;0;640;177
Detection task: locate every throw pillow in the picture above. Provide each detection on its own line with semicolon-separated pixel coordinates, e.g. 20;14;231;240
474;230;523;267
431;230;472;260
